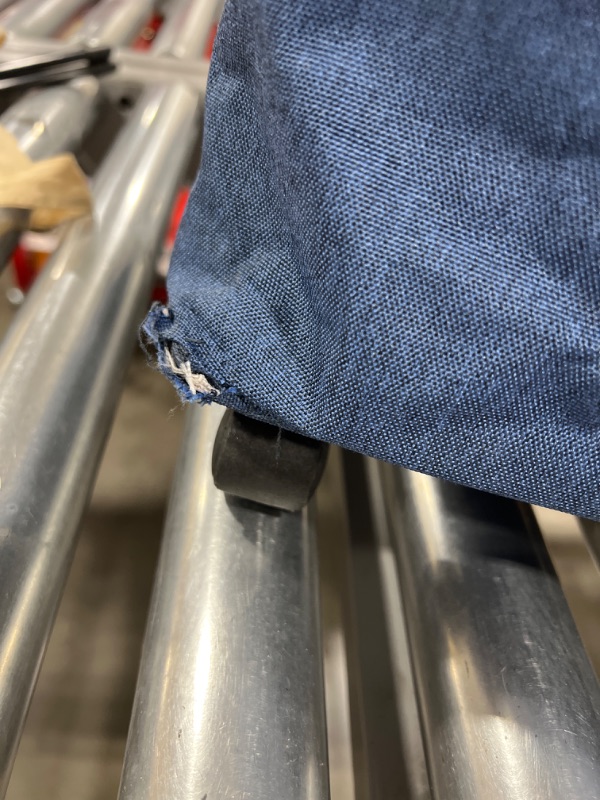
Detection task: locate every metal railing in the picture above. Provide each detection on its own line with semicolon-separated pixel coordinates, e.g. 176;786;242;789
118;406;330;800
1;0;91;38
378;467;600;800
0;0;218;794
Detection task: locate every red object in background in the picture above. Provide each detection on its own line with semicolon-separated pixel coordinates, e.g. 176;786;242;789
204;23;218;59
12;187;190;304
132;13;163;50
167;189;190;245
133;16;217;55
11;244;37;294
150;186;190;304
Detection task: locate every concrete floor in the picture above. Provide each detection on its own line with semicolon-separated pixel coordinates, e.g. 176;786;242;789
0;275;598;800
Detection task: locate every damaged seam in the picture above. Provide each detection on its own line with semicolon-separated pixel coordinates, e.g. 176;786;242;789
164;347;221;397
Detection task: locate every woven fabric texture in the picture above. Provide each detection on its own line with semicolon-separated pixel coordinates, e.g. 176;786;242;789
144;0;600;518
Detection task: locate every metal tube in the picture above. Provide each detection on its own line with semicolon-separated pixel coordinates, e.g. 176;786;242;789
0;81;201;799
579;519;600;571
342;452;431;800
153;0;219;58
0;1;216;784
380;466;600;800
104;48;209;90
0;76;99;161
117;406;330;800
2;0;91;37
102;0;218;111
0;37;66;58
70;0;155;48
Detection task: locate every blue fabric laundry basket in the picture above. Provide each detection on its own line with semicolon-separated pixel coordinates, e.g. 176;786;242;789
144;0;600;519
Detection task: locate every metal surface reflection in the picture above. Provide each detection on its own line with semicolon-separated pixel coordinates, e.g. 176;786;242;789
70;0;154;48
0;80;200;799
118;406;330;800
2;0;91;37
380;467;600;800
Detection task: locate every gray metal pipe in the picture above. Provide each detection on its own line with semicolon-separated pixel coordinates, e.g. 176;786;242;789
0;76;100;161
153;0;219;57
69;0;154;47
0;1;219;788
0;37;66;58
2;0;91;37
379;466;600;800
117;406;330;800
0;0;215;155
0;81;201;799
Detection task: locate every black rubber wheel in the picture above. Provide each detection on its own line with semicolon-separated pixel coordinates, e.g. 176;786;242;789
212;409;328;512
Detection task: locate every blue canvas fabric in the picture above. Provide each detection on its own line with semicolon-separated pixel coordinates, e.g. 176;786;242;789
144;0;600;519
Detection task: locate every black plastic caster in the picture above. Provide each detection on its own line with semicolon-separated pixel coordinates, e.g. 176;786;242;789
212;409;328;512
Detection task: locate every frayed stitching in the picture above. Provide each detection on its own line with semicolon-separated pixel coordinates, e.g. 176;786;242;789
164;346;221;397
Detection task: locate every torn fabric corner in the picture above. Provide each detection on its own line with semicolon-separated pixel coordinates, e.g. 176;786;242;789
163;347;221;398
142;303;231;404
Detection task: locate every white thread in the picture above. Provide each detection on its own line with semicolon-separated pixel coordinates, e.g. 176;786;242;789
164;347;220;396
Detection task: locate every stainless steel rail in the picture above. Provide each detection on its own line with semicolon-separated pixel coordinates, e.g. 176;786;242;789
0;77;100;161
380;466;600;800
118;406;330;800
69;0;154;47
342;452;432;800
105;48;209;92
152;0;217;57
580;518;600;571
0;79;201;800
1;0;91;37
0;1;224;792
